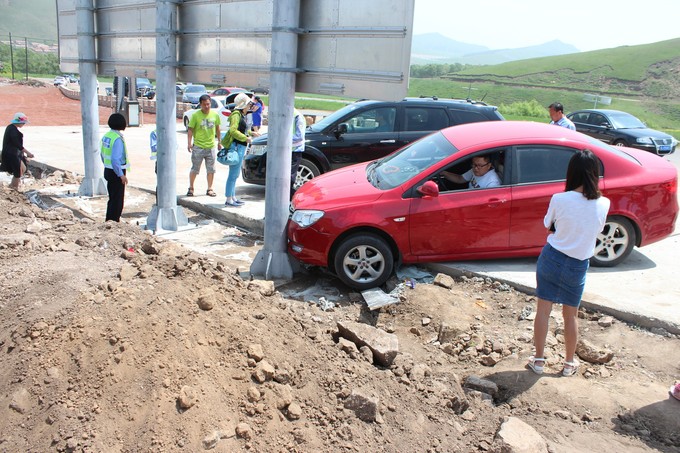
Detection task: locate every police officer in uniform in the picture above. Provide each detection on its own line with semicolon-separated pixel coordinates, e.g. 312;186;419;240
100;113;129;222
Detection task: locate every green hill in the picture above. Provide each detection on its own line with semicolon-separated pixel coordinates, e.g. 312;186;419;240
0;0;58;43
408;39;680;132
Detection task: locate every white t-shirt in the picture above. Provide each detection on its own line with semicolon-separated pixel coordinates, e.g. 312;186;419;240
545;191;610;261
462;169;501;189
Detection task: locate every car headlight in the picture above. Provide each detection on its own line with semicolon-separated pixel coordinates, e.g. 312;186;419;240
291;210;324;228
636;137;653;145
249;144;267;156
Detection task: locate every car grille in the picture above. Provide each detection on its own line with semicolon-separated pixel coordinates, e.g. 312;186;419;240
653;138;676;155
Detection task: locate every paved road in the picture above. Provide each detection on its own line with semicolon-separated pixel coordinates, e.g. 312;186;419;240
14;124;680;334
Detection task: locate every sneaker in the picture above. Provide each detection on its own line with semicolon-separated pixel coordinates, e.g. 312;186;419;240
671;382;680;401
233;199;245;205
224;200;241;207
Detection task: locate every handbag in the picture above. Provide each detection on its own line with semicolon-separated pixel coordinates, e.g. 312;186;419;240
217;144;239;166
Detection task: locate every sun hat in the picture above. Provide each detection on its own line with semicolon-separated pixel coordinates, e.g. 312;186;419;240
11;112;29;124
234;92;252;110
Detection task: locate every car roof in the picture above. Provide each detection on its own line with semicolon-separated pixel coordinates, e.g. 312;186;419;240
440;120;588;150
570;109;627;115
350;97;496;109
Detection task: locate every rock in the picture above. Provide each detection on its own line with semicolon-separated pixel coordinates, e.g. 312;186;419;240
597;316;614;327
247;280;276;297
479;354;500;367
197;291;215;311
252;360;275;383
493;417;548;453
9;387;30;414
140;238;161;255
202;431;221;449
246;386;261;402
287;402;302;420
433;273;455;289
118;263;138;281
447;394;470;415
344;390;379;423
576;339;615;364
422;317;431;326
337;321;399;367
273;384;293;410
178;386;196;409
235;423;252;440
409;363;431;382
359;346;374;364
338;337;359;359
247;344;265;362
463;375;498;397
438;322;466;345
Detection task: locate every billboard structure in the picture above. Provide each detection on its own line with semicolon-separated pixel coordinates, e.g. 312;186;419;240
56;0;414;101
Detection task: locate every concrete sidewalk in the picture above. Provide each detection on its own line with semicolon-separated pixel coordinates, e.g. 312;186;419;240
15;124;680;335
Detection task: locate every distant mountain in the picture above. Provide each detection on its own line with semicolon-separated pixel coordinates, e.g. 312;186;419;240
411;33;580;65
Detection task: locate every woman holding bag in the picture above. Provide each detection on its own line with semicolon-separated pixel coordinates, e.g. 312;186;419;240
221;93;253;207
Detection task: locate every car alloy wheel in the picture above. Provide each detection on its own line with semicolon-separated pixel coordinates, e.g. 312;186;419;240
183;116;190;131
613;140;627;147
591;216;635;267
294;158;320;190
333;234;394;290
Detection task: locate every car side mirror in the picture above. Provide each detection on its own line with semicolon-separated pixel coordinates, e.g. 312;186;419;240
417;180;439;198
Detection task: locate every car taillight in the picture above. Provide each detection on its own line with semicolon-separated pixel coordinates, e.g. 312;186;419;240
221;111;231;117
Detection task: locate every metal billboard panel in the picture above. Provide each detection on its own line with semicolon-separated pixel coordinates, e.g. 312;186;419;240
56;0;414;100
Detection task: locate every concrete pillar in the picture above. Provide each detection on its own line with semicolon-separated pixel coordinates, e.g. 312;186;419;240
76;0;107;196
146;0;188;231
250;0;300;280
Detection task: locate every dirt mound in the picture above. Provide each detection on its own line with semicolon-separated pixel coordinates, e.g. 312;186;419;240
1;175;679;452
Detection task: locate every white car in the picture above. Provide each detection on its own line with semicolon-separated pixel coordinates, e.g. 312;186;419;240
182;95;232;131
53;76;68;87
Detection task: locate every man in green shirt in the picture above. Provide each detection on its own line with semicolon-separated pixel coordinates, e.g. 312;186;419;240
186;94;221;196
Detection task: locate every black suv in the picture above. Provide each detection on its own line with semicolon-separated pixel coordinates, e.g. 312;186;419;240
242;97;505;189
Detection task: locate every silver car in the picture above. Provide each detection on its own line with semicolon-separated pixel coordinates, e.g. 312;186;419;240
181;84;207;107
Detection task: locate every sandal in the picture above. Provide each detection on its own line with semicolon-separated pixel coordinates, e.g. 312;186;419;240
206;189;216;197
562;360;580;377
526;356;545;375
669;382;680;401
186;188;194;197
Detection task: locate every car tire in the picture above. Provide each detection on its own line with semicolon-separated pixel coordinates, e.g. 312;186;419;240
613;139;627;147
590;216;635;267
183;116;189;131
294;158;320;190
333;234;394;290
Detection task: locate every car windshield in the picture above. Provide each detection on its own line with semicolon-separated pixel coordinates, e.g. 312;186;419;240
308;102;363;132
367;132;457;190
609;112;646;129
185;85;206;93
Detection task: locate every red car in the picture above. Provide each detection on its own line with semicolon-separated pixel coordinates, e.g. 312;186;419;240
288;121;678;290
211;86;247;96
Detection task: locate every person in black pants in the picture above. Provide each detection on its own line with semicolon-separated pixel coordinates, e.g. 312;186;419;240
100;113;129;222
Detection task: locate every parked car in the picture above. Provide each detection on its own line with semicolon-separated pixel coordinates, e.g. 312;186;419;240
243;97;504;190
63;74;78;83
287;121;678;289
135;77;155;99
181;84;208;107
182;92;252;130
211;86;247;96
567;109;677;155
53;76;68;87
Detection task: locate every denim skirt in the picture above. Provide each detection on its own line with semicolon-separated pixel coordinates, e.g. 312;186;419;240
535;243;589;307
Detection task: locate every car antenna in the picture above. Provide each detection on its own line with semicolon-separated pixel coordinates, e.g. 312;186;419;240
480;93;487;103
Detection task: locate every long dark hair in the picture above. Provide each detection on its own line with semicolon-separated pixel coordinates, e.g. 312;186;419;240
565;149;601;200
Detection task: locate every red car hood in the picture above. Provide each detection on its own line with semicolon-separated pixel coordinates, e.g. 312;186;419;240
292;163;385;210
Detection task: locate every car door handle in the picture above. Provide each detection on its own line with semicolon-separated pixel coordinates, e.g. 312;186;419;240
486;198;507;206
380;139;396;144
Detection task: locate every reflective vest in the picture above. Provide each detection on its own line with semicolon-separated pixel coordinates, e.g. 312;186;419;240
101;130;129;170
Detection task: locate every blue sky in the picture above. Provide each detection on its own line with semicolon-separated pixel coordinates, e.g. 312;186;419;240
412;0;680;52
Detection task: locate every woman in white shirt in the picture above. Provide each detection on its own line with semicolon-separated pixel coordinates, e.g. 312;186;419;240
527;149;610;377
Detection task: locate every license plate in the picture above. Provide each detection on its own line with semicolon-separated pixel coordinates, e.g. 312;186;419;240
659;145;671;151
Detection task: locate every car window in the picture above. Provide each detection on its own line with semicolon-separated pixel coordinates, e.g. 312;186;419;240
570;112;590;124
589;113;609;127
211;99;218;108
448;109;491;125
404;107;449;132
369;132;457;190
513;146;576;184
341;107;397;134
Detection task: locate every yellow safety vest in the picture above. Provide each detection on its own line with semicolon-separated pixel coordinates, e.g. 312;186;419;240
101;130;130;170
